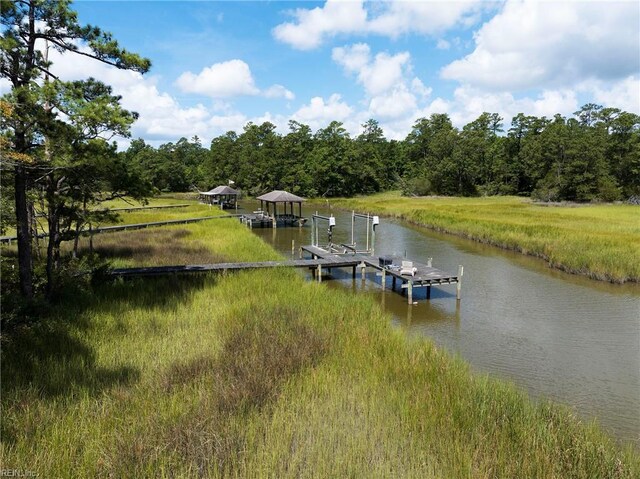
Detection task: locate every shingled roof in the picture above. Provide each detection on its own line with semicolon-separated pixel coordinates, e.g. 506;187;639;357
256;190;305;202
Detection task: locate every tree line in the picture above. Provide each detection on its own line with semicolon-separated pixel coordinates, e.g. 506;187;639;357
125;106;640;202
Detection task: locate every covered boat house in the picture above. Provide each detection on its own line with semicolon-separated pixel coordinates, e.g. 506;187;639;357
199;185;239;209
249;190;306;227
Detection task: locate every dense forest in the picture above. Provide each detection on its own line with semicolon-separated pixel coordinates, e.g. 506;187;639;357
124;105;640;202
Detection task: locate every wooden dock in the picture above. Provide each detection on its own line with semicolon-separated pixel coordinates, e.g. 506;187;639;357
0;215;241;245
240;213;306;228
108;257;362;278
107;245;462;304
301;245;462;303
98;204;192;213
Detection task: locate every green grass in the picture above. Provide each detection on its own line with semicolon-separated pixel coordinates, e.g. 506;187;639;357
2;194;221;238
330;192;640;283
98;196;224;226
2;203;639;477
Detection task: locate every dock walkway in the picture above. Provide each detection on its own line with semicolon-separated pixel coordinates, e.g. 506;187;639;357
0;215;241;245
109;257;361;278
301;245;462;303
107;245;461;304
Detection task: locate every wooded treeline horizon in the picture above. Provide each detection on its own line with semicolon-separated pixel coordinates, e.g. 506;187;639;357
124;105;640;202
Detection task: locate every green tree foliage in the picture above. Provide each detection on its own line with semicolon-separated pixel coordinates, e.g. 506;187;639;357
279;121;314;195
1;0;150;299
138;104;638;203
310;121;357;197
402;114;458;195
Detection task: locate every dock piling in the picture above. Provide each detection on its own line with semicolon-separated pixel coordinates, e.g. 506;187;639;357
456;265;464;300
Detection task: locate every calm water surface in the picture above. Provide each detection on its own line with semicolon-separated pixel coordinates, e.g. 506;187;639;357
242;202;640;445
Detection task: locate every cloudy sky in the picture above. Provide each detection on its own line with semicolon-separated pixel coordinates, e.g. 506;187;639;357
20;0;640;145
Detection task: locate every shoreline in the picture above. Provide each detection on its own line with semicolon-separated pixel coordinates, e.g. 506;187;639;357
329;194;639;285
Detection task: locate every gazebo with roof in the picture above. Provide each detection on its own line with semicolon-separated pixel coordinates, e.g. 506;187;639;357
199;185;239;208
256;190;305;226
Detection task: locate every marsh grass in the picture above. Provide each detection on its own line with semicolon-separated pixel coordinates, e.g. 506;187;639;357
1;195;223;238
68;228;225;268
2;199;639;477
331;193;640;283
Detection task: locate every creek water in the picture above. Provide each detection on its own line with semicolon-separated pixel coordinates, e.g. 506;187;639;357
242;202;640;445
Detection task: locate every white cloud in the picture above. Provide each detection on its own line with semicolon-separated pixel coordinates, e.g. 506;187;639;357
45;47;209;139
332;43;430;120
176;60;296;101
331;43;370;72
456;87;578;125
585;76;640;114
207;113;248;133
333;44;410;96
274;0;484;50
369;86;417;118
436;39;451;50
441;0;640;91
263;84;295;100
411;78;432;99
367;0;483;37
408;85;582;131
175;59;259;98
273;0;368;50
38;45;302;145
292;94;353;128
41;47;262;144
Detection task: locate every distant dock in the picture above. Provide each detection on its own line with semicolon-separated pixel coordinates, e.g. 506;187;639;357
240;212;307;228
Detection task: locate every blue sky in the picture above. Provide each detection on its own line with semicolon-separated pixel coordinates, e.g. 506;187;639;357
34;1;640;145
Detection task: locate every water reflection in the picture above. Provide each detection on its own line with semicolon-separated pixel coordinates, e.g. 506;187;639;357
240;201;640;445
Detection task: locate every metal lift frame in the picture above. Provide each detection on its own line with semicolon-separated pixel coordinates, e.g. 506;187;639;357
347;211;379;255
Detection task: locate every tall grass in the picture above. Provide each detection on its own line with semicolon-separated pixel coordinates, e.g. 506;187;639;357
331;193;640;283
2;203;638;477
1;195;223;238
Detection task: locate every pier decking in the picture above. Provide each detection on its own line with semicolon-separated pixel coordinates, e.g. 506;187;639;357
107;245;462;304
240;212;307;228
300;245;462;303
108;257;362;278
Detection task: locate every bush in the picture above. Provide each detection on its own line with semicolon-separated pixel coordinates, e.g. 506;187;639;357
401;175;433;196
596;177;622;202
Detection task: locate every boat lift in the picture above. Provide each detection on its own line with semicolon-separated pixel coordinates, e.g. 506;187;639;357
310;211;379;255
310;212;338;251
346;211;379;255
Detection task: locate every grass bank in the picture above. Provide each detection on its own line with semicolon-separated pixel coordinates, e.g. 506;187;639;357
1;194;220;238
331;192;640;283
2;204;638;477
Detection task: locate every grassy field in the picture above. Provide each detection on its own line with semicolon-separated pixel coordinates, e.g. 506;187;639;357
331;193;640;283
2;201;638;477
1;194;215;238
